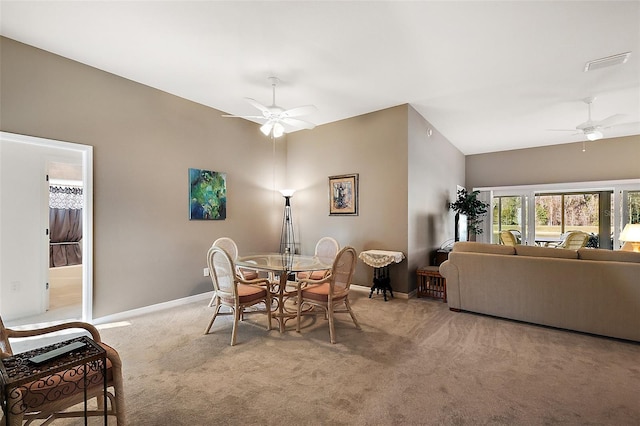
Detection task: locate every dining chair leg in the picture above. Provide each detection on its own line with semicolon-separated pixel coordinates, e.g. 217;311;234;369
328;298;336;344
296;298;303;332
231;307;240;346
345;297;361;329
265;299;272;331
204;303;222;334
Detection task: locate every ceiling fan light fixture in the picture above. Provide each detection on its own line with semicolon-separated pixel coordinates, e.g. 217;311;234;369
226;77;316;139
585;129;603;141
259;121;285;138
260;122;273;136
273;122;285;138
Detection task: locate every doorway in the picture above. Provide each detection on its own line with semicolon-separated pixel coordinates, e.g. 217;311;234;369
0;132;93;326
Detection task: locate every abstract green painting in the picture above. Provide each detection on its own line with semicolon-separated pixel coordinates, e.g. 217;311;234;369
189;168;227;220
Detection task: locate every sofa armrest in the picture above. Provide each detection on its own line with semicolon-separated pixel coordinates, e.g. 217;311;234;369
438;260;460;310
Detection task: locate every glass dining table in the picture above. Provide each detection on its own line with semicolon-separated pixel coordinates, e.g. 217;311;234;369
235;253;331;333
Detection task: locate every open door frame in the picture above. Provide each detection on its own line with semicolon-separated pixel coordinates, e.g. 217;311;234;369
0;132;93;322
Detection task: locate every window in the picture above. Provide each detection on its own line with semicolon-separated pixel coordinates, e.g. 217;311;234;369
492;196;524;244
480;180;640;249
534;192;610;248
628;191;640;224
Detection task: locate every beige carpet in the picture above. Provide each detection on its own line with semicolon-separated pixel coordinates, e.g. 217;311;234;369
10;288;640;425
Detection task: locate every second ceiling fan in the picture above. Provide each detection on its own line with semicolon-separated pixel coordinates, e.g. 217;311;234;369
223;77;316;138
551;97;627;141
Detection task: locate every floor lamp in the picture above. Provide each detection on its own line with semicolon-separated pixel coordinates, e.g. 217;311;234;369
279;189;295;254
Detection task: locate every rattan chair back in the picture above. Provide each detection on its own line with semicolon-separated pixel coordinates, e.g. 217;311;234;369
208;246;237;300
559;231;589;249
212;237;239;261
315;237;340;264
330;246;357;296
499;230;518;246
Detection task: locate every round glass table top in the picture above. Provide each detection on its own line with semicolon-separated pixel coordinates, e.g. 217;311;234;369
236;253;331;272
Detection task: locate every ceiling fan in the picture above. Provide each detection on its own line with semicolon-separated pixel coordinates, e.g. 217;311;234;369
223;77;316;138
550;97;626;141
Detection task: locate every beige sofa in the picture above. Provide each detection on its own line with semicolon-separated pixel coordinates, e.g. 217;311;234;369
439;242;640;342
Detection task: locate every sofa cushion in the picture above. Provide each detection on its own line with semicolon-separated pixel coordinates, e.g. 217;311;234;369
578;248;640;263
515;244;578;259
452;242;515;255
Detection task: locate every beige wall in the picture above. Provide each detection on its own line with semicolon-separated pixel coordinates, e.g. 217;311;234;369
0;35;489;312
287;105;466;293
287;106;409;291
407;106;465;289
1;37;285;318
466;136;640;189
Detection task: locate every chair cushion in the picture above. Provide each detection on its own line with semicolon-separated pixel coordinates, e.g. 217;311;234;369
301;283;347;303
219;284;267;304
19;348;113;412
297;270;329;280
240;269;259;280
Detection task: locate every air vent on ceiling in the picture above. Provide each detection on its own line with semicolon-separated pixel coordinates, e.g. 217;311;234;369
584;52;631;72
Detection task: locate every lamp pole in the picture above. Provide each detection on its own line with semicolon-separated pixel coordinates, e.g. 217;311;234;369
279;189;295;255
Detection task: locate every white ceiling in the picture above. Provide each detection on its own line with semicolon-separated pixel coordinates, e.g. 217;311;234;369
1;1;639;155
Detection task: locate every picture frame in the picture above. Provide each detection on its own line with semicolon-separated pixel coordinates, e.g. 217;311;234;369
329;173;359;216
189;168;227;220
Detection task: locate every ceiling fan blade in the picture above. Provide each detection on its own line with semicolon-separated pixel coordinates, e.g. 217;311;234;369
221;114;267;119
245;98;271;115
576;120;596;131
594;114;627;128
546;129;578;132
281;105;317;118
281;117;316;130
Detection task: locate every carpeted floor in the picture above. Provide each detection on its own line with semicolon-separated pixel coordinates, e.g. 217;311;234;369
10;288;640;425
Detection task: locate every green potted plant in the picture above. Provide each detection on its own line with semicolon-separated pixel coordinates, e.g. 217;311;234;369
449;189;489;237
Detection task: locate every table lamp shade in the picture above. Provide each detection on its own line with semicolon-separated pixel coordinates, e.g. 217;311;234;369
619;223;640;252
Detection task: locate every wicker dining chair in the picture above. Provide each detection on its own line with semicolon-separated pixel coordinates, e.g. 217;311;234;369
0;317;126;425
296;246;360;344
204;246;272;346
208;237;259;307
297;237;340;281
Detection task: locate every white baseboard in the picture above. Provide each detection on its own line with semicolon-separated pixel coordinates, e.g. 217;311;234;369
351;284;411;299
92;292;213;325
94;284;416;325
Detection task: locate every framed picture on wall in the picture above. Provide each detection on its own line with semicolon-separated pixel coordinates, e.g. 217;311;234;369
189;168;227;220
329;173;358;216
